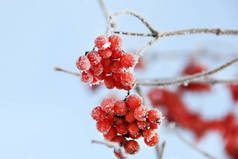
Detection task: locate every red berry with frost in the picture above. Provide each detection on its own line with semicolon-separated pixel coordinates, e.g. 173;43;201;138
134;106;148;121
91;106;106;121
143;130;159;147
106;111;115;121
96;119;112;133
95;72;106;81
114;100;128;116
81;71;93;83
130;132;142;139
120;53;135;68
125;111;136;123
76;56;91;71
98;48;112;59
150;123;159;130
128;122;140;137
87;51;101;65
101;58;112;73
124;140;140;154
111;47;122;59
116;123;128;135
101;97;115;113
137;121;150;130
109;35;122;48
126;94;142;111
95;35;109;50
104;76;115;89
90;63;103;76
114;117;125;126
148;110;161;124
120;71;136;88
104;127;117;141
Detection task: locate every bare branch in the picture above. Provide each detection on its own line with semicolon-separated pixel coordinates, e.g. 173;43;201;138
137;78;238;87
113;28;238;38
166;123;217;159
137;57;238;87
98;0;110;20
54;67;80;77
91;140;129;159
158;141;166;159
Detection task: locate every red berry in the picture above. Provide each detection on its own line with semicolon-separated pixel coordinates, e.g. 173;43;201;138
114;117;125;126
112;136;127;146
106;111;115;121
90;63;103;76
114;100;128;116
96;119;112;133
104;127;117;141
81;71;93;83
144;131;159;147
101;97;115;113
109;35;122;48
111;47;122;59
137;121;150;130
126;94;142;111
148;110;161;124
76;56;91;71
150;123;159;130
91;106;106;121
229;84;238;102
120;71;136;88
104;76;115;89
111;60;123;73
125;111;136;123
134;106;148;121
87;51;102;65
98;48;112;59
128;122;140;137
95;35;109;50
101;58;112;74
116;123;128;135
130;132;142;139
124;140;140;154
120;53;135;68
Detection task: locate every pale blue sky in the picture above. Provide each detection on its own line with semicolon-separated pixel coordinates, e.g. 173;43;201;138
0;0;238;159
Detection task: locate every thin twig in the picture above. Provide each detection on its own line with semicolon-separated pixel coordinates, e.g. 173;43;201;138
155;145;160;159
158;141;166;159
166;123;217;159
113;28;238;38
54;67;80;76
137;78;238;87
91;140;129;159
137;57;238;87
98;0;110;20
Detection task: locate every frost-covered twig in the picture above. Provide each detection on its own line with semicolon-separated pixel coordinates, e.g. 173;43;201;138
137;57;238;87
156;141;166;159
114;28;238;38
98;0;110;20
54;67;80;76
166;123;217;159
91;140;129;159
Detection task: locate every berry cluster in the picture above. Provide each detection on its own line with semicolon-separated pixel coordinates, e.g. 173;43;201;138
76;35;136;90
91;94;162;158
179;59;211;92
148;88;238;159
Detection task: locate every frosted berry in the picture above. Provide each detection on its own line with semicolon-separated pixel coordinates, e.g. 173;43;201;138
91;106;106;121
126;94;142;111
98;48;112;59
125;111;136;123
144;131;159;147
111;47;122;59
137;121;150;130
81;71;93;83
104;127;117;141
76;56;91;71
96;119;112;133
120;71;136;88
148;110;161;124
125;140;140;154
111;60;123;73
101;58;112;73
114;100;128;116
120;53;135;68
134;106;148;121
104;76;115;89
95;35;109;50
128;122;140;137
116;123;128;135
101;97;115;113
114;117;125;126
90;63;103;76
130;132;142;139
150;123;159;130
87;51;102;65
108;35;122;48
